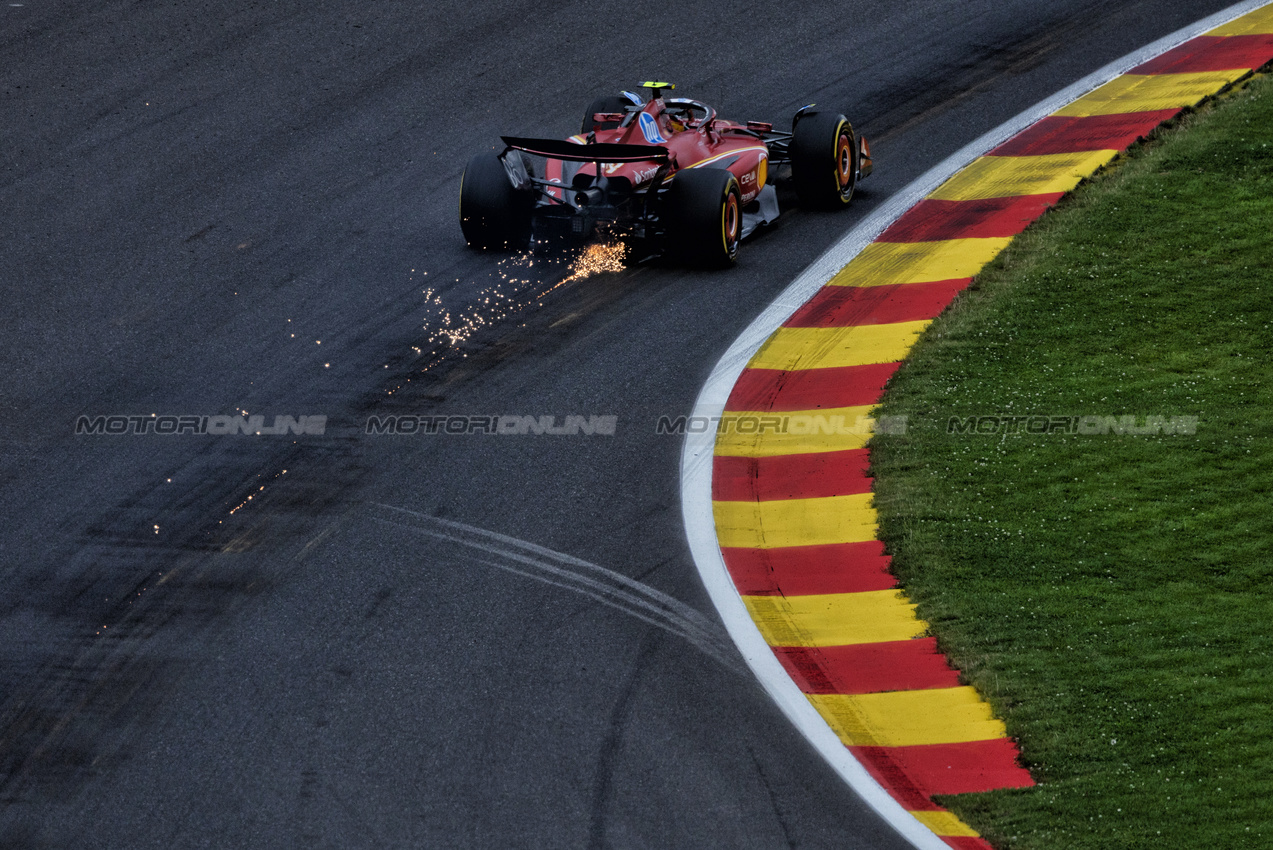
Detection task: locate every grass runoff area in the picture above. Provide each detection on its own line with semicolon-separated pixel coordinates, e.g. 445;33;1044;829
870;69;1273;849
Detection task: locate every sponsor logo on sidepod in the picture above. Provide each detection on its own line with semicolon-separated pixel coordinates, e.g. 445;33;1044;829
638;112;668;144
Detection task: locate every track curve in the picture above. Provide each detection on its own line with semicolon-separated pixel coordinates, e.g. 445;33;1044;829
0;1;1247;846
684;5;1273;848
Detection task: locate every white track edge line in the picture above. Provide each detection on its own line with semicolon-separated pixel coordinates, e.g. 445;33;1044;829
679;3;1271;848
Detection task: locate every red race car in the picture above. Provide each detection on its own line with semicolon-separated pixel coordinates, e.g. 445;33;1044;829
459;82;872;267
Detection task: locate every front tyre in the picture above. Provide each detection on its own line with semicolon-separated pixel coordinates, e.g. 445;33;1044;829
666;168;742;268
459;152;533;251
791;112;857;209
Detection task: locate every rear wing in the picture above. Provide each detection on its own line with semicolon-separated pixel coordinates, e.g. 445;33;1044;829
501;136;670;163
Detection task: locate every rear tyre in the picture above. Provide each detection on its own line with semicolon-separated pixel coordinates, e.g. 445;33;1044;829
459;152;532;251
665;168;742;268
791;112;857;209
581;95;632;134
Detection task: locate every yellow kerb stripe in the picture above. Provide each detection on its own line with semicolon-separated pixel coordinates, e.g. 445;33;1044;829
741;590;924;646
748;321;931;371
928;151;1117;201
1054;71;1248;116
909;810;981;838
713;404;875;457
828;238;1013;287
714;492;876;549
808;687;1008;747
1209;5;1273;36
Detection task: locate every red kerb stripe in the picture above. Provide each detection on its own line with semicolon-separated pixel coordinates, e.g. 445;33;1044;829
849;738;1035;799
877;195;1064;242
725;362;900;412
721;540;896;595
1132;34;1273;74
713;449;871;502
784;279;968;327
941;838;995;850
990;111;1179;156
773;638;962;694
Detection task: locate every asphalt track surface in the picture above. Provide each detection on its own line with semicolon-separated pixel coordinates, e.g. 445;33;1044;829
0;2;1241;847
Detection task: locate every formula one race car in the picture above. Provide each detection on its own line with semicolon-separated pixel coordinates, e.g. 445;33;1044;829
459;82;872;267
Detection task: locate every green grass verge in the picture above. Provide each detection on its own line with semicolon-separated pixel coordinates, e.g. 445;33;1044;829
869;69;1273;849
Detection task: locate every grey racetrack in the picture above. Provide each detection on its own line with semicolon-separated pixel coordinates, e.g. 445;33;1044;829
0;1;1237;847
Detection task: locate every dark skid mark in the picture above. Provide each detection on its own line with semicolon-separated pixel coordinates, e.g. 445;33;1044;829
368;504;745;675
0;437;366;833
587;626;658;850
859;17;1091;146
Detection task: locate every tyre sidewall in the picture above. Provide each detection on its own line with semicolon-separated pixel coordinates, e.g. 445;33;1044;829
459;152;532;250
665;168;741;268
791;112;857;209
